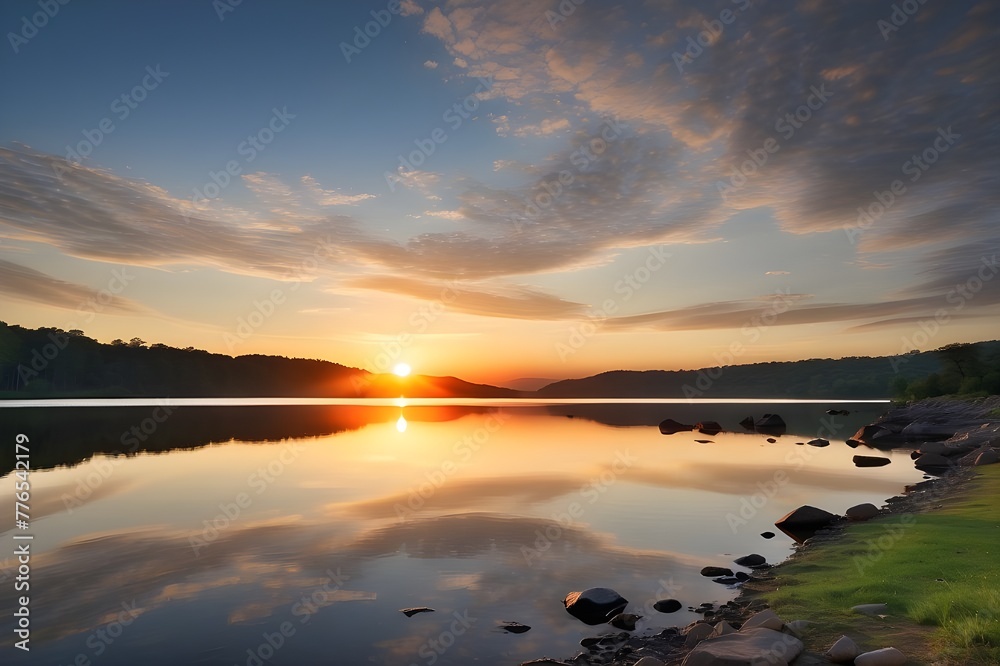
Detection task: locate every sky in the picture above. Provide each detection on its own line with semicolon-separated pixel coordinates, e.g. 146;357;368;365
0;0;998;386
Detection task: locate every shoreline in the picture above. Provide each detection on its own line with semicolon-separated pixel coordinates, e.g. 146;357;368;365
524;396;1000;666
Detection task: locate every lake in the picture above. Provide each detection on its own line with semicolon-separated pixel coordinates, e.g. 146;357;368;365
0;399;923;665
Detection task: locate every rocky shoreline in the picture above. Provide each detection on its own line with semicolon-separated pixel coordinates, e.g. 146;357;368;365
522;397;1000;666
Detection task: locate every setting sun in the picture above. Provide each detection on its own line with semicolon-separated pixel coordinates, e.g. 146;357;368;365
393;363;412;377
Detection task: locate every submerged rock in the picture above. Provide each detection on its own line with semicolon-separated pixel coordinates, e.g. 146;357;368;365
700;566;734;577
609;612;641;631
499;621;531;634
760;531;775;539
739;416;756;430
653;599;682;613
755;413;786;434
400;607;435;617
564;588;628;625
696;421;723;435
733;553;767;567
807;438;830;447
848;424;893;446
659;418;694;435
853;455;891;467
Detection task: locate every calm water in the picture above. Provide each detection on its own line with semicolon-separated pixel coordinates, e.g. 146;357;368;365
0;399;921;665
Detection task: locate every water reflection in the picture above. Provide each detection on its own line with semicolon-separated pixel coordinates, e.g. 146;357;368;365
0;401;920;665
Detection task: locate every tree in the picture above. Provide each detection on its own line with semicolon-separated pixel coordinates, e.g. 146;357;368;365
937;343;979;381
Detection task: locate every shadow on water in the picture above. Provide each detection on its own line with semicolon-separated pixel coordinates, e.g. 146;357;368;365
0;404;495;475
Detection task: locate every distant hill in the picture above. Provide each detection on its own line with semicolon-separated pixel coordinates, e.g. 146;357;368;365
0;321;518;399
534;341;1000;399
500;377;560;391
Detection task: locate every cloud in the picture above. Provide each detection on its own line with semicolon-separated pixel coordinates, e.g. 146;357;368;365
347;274;588;319
399;0;423;17
0;258;148;315
421;7;454;42
300;175;375;206
765;270;791;276
512;117;571;137
422;209;465;221
423;59;438;69
415;0;999;250
0;147;362;280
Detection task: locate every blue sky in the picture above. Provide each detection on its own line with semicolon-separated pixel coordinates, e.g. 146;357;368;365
1;0;998;383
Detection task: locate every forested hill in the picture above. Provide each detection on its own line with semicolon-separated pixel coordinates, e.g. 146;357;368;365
2;321;997;400
536;340;1000;399
0;322;517;398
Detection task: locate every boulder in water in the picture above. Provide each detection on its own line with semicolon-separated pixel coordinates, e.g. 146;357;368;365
564;588;628;625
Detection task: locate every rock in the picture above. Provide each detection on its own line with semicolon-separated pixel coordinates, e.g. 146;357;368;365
608;613;641;631
853;455;891;467
784;620;812;636
760;531;775;539
825;635;861;663
683;622;716;647
695;439;715;444
846;503;880;521
902;421;958;439
914;452;951;471
848;424;892;445
826;409;850;415
654;599;682;613
975;448;999;466
712;621;737;636
739;416;756;430
697;421;723;435
774;505;838;543
917;441;949;455
519;660;566;666
740;609;783;631
806;438;830;447
755;414;787;433
851;603;888;616
734;553;767;567
400;607;435;617
854;647;906;665
701;566;734;577
634;658;666;666
660;418;694;435
682;627;803;665
499;621;531;633
712;577;741;585
766;437;777;443
564;588;628;625
734;572;750;581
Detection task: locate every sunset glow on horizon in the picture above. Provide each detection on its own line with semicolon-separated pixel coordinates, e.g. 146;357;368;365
1;1;997;387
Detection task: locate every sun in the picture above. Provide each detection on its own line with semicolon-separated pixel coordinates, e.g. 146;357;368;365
393;363;412;377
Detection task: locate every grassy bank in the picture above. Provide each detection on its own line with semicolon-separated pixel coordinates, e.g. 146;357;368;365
748;465;1000;664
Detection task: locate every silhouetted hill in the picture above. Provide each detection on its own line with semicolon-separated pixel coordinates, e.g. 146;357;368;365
0;322;518;398
535;341;1000;399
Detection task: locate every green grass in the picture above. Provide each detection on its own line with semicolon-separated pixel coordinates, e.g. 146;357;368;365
759;465;1000;664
